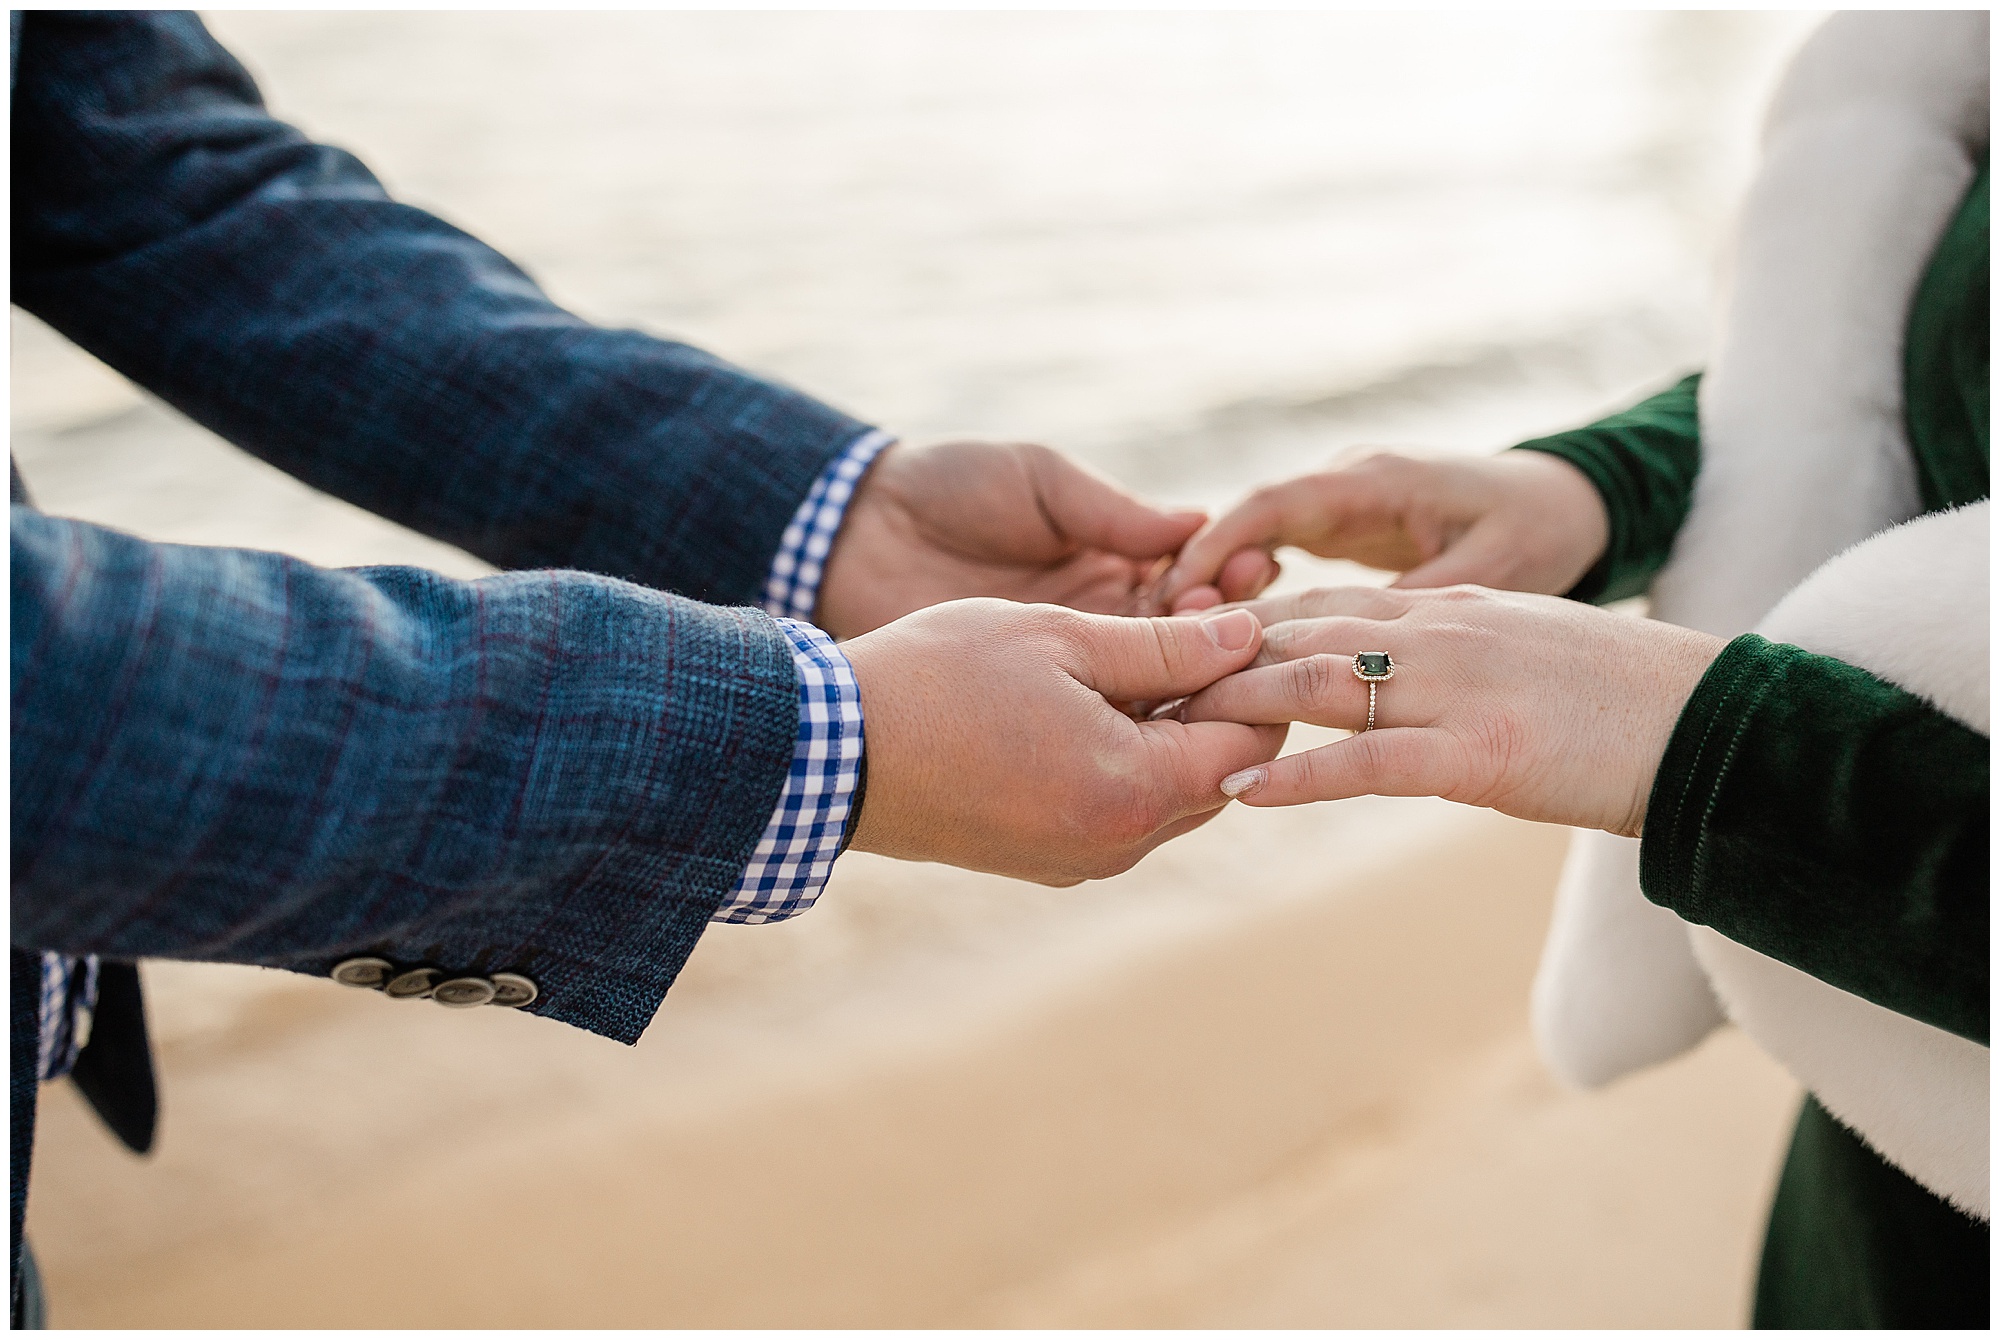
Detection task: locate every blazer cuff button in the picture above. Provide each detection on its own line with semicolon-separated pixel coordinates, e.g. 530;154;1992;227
331;957;394;990
432;976;497;1009
487;973;539;1009
383;967;442;1000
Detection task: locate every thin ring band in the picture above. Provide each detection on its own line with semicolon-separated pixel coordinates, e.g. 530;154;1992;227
1351;652;1395;731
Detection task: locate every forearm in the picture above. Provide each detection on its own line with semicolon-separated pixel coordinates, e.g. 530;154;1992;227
12;11;873;603
1511;373;1704;603
11;508;799;1043
1640;634;1988;1044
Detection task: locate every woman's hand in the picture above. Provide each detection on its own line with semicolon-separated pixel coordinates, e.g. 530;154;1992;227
1178;585;1726;836
1149;450;1612;614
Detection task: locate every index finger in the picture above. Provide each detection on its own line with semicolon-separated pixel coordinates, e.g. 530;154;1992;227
1138;718;1290;820
1152;490;1292;612
1232;585;1410;628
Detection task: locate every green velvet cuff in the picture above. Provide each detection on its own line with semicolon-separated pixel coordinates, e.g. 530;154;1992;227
1641;635;1989;1045
1511;373;1703;604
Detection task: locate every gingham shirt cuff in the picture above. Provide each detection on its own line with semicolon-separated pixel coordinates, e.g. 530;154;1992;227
714;618;865;924
37;950;98;1082
760;428;895;622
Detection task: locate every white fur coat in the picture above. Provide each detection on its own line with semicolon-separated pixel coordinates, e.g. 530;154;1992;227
1529;11;1991;1219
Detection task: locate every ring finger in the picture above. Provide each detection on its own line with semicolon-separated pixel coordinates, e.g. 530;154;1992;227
1180;649;1423;732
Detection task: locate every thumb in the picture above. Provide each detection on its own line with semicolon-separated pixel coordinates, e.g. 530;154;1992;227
1070;608;1263;700
1390;517;1515;589
1030;449;1206;559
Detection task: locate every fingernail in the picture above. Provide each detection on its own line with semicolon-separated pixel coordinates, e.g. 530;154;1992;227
1220;767;1266;799
1200;608;1257;651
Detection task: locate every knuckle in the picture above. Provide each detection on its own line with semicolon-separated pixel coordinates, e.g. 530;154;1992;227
1242;483;1299;528
1378;583;1417;611
1076;774;1156;849
1015;441;1061;476
1260;619;1317;664
1278;590;1322;619
1384;744;1431;793
1039;604;1093;651
1033;599;1084;628
1352;732;1422;794
1261;621;1299;660
1451;734;1504;805
1299;743;1345;790
1293;653;1344;710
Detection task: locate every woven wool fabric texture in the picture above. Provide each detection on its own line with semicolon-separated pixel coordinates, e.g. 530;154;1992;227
9;7;888;1038
10;9;888;1288
10;11;873;605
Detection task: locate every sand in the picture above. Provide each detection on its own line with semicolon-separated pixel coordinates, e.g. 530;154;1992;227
25;800;1799;1328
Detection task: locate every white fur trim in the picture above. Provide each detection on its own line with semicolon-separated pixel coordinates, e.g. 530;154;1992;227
1531;830;1724;1088
1699;504;1991;1220
1532;13;1989;1212
1758;503;1990;735
1693;927;1989;1220
1758;10;1989;154
1652;107;1961;632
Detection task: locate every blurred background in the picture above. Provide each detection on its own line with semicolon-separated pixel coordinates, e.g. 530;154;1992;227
16;11;1825;1328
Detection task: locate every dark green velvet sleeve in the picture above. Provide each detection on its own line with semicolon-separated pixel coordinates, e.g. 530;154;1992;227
1640;634;1989;1045
1903;162;1989;512
1509;373;1703;604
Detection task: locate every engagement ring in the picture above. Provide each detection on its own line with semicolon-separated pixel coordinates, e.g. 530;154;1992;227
1352;652;1395;731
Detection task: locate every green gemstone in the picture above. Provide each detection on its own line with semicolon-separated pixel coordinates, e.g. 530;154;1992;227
1354;652;1392;678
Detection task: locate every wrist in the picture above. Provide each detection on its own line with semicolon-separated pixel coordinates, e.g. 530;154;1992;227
1618;624;1730;837
762;430;895;628
814;441;909;642
1503;449;1612;594
837;622;921;860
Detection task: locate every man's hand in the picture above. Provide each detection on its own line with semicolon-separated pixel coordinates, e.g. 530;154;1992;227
1178;585;1724;837
815;440;1207;640
1149;450;1611;614
841;601;1286;885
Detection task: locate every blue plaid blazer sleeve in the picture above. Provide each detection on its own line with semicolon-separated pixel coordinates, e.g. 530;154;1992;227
10;10;872;603
12;506;799;1043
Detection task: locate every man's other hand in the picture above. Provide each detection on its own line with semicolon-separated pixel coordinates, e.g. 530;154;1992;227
842;601;1286;885
815;441;1207;640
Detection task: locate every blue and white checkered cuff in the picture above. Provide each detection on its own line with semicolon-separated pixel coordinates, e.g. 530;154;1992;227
761;428;895;622
714;618;865;924
37;950;98;1082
